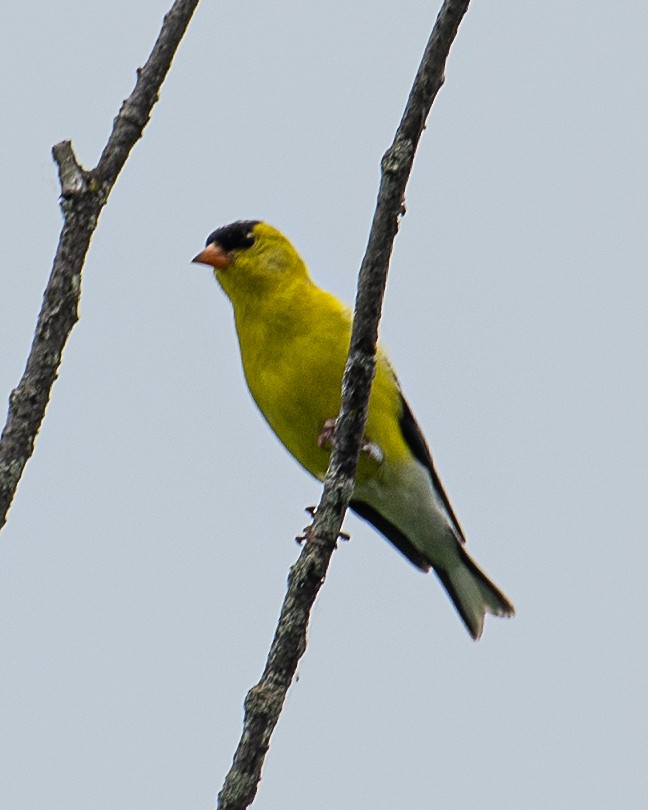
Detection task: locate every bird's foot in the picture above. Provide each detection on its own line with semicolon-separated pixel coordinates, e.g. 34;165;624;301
317;418;384;464
317;419;337;450
360;437;384;464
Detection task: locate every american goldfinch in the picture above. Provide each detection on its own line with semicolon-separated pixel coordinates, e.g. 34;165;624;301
193;221;514;639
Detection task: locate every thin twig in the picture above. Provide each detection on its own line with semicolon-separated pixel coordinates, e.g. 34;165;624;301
0;0;200;531
216;2;472;808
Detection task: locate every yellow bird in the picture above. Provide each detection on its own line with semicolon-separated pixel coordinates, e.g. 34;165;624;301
193;220;514;639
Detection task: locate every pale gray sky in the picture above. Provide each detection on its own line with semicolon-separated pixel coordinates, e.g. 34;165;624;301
1;1;647;808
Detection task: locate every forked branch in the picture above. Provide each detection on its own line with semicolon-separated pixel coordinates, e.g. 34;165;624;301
0;0;200;531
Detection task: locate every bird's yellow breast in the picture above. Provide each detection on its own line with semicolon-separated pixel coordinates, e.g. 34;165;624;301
230;281;411;484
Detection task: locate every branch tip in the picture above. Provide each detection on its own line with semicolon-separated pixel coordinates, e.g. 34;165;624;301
52;140;87;198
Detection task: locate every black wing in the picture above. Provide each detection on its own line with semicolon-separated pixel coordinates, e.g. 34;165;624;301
397;394;466;543
350;393;465;567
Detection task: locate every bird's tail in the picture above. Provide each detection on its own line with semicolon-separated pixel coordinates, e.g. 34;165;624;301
434;545;515;640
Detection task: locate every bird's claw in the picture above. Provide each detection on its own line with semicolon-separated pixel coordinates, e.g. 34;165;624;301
360;437;384;464
317;419;337;450
317;418;384;464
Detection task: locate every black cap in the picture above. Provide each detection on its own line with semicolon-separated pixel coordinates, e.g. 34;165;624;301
205;220;260;251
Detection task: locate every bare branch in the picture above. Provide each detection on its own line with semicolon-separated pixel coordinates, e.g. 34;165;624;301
52;141;88;198
216;1;472;808
0;0;200;531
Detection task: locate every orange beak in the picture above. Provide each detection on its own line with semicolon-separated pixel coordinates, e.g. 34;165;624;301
192;243;231;269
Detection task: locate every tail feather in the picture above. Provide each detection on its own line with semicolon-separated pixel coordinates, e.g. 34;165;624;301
435;545;515;640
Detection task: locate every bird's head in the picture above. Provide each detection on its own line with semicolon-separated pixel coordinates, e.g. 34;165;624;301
192;220;311;303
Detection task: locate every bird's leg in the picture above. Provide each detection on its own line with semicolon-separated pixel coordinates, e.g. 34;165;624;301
360;437;384;464
317;417;384;464
295;504;350;544
316;418;337;450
